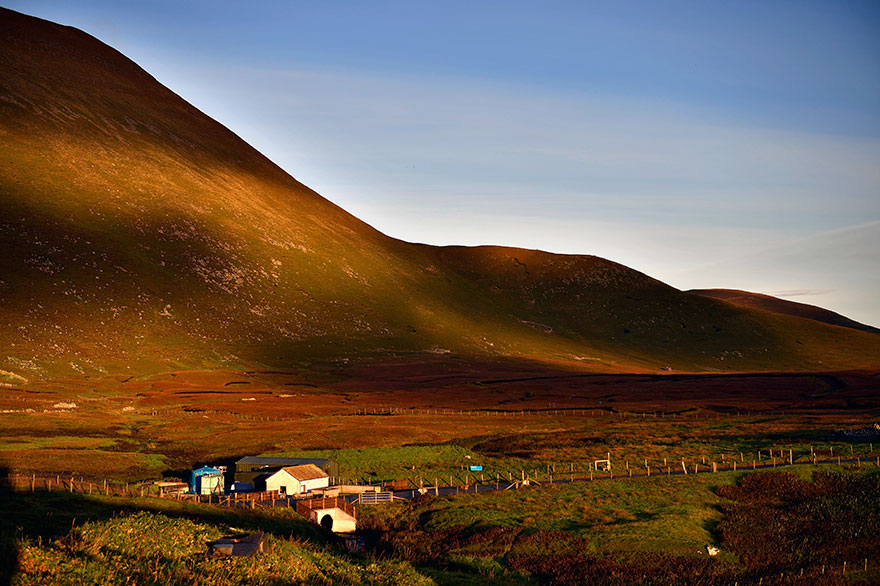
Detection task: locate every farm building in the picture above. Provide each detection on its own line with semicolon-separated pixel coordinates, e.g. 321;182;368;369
230;481;254;493
234;456;338;488
191;465;224;495
154;481;189;497
265;464;330;496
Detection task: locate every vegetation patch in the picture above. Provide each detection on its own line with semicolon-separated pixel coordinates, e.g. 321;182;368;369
4;495;432;585
717;470;880;576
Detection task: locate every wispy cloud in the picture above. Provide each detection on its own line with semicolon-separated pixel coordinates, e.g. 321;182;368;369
772;289;834;298
161;64;880;227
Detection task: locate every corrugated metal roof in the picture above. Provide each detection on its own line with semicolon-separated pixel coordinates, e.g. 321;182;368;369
236;456;331;467
278;464;328;481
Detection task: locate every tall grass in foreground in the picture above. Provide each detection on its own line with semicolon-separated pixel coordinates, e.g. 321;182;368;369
11;511;431;586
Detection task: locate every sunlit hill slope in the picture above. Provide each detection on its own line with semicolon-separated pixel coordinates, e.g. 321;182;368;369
689;289;880;335
1;7;878;382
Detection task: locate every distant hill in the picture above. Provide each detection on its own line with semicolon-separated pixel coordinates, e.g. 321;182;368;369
1;7;878;383
689;289;880;334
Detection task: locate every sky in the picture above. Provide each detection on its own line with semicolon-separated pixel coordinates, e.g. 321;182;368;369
7;1;880;325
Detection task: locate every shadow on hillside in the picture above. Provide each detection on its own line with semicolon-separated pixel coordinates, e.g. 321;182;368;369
0;460;328;583
0;464;14;586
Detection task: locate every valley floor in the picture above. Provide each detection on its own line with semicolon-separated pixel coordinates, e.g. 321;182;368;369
1;363;879;584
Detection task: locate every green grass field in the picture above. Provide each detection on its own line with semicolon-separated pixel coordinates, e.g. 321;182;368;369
2;436;878;585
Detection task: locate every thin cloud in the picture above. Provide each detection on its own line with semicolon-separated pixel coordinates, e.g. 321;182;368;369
772;289;834;298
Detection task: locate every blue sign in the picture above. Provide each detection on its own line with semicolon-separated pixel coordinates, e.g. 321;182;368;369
469;465;483;471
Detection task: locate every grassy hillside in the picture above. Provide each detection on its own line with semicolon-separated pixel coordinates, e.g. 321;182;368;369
1;7;878;383
428;246;880;371
689;289;880;334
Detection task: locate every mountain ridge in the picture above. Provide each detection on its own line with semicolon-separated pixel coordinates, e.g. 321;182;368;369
688;289;880;334
2;7;879;382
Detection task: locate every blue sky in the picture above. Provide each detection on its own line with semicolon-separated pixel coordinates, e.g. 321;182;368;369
8;1;880;324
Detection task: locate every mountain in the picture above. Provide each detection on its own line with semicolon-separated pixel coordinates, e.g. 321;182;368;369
689;289;880;334
1;7;878;383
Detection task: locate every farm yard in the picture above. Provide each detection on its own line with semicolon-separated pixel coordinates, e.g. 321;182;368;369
2;364;880;584
2;460;879;584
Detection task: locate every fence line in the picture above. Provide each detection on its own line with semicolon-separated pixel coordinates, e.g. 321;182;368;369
5;442;877;508
128;405;854;423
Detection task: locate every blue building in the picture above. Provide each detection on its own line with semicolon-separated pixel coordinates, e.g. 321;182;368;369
191;465;224;495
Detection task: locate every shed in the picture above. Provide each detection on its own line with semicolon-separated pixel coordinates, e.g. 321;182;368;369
207;532;266;557
191;465;224;495
154;481;189;497
265;464;329;495
234;456;338;484
230;481;254;493
234;456;338;490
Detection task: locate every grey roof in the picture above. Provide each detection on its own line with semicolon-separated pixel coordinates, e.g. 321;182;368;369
236;456;331;467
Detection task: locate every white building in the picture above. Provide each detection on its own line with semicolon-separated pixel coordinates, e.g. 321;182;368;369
265;464;330;495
